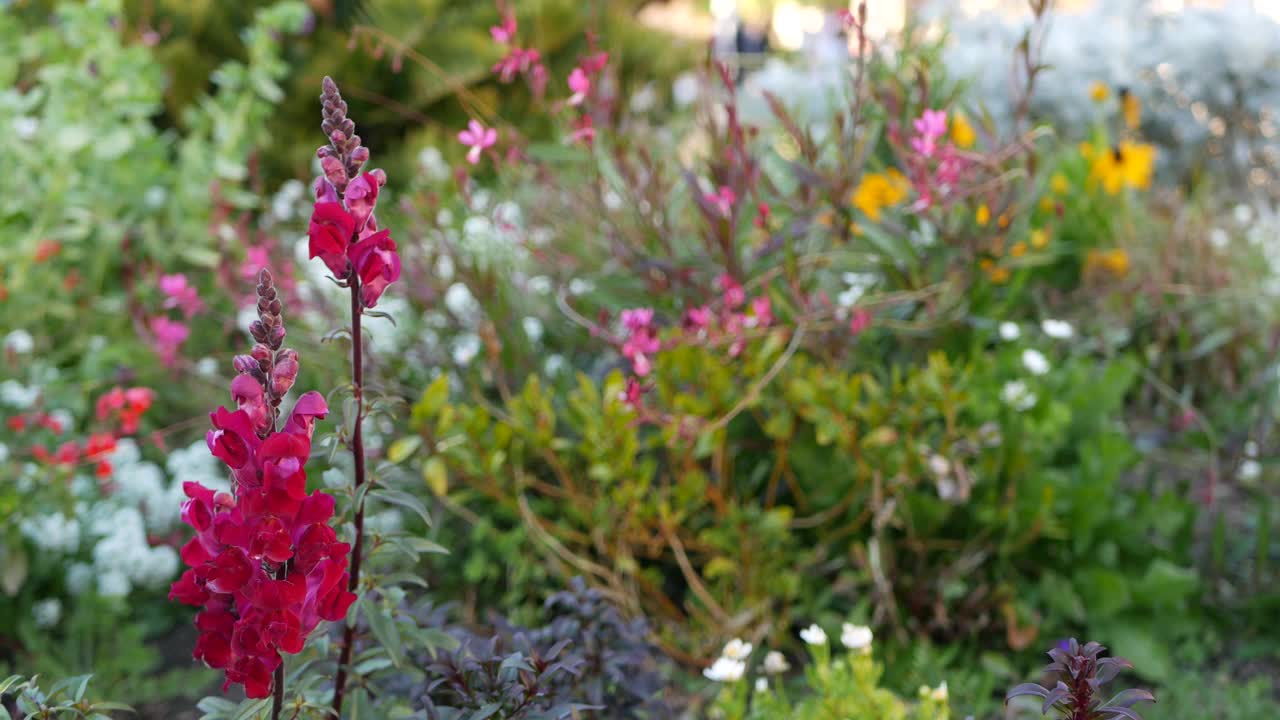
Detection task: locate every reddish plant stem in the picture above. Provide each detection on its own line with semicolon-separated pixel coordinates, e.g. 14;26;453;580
331;278;367;717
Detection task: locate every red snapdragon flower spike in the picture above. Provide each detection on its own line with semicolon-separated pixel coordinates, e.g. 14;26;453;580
308;202;357;277
343;171;384;232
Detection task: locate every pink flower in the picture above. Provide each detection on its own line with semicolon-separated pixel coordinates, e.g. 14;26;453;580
240;247;271;282
849;308;872;335
910;109;948;157
718;273;745;309
529;62;549;99
570;114;595;145
490;12;517;44
150;316;190;367
568;67;590;106
307;202;356;277
620;308;654;332
683;305;712;332
580;51;609;74
343;171;384;232
749;296;773;328
754;202;771;229
619;376;644;410
705;186;736;219
619;307;660;377
458;119;498;165
348;228;401;308
160;274;204;318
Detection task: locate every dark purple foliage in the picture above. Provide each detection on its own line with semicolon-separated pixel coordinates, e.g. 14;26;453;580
1006;638;1155;720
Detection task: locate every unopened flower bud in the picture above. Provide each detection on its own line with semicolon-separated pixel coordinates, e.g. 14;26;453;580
270;325;286;346
250;320;267;342
329;129;347;146
268;299;282;315
271;352;300;396
321;155;348;188
351;146;370;166
251;344;272;362
233;354;258;374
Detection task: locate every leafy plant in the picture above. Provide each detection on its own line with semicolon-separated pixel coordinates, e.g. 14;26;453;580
1006;639;1154;720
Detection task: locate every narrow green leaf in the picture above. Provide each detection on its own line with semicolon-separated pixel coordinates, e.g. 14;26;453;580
369;488;433;527
359;597;403;668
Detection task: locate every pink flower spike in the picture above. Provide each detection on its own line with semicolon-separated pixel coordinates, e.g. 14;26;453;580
490;12;517;44
568;67;590;106
458;120;498;165
911;109;948;157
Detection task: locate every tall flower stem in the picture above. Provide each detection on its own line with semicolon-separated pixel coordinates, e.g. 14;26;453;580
331;277;366;717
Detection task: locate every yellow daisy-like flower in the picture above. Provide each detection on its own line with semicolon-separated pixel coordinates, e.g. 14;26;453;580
976;204;991;226
1119;88;1141;130
1030;228;1049;249
1050;173;1069;195
1090;142;1156;195
1039;196;1056;213
1010;241;1028;258
851;169;909;222
997;213;1011;229
951;113;977;149
989;266;1011;284
1087;248;1131;277
1089;81;1109;103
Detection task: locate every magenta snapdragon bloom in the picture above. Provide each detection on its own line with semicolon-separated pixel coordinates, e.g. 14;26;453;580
910;109;947;157
458;119;498;165
160;273;204;318
170;270;356;700
305;78;401;308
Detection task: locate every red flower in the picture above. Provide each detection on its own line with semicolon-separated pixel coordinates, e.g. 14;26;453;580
348;229;401;308
307;202;356;277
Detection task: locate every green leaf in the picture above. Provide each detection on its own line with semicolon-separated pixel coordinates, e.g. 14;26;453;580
386;436;422;464
369;488;433;527
359;597;403;668
423;457;448;496
230;698;270;720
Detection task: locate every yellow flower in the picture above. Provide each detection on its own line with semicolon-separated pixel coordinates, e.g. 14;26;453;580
989;266;1011;284
1090;142;1155;194
951;113;977;149
1030;228;1049;249
1079;141;1094;159
997;212;1011;229
1051;173;1069;195
1119;87;1141;130
1085;248;1131;277
852;169;909;222
1039;196;1055;213
1010;241;1027;258
1089;82;1109;103
976;204;991;226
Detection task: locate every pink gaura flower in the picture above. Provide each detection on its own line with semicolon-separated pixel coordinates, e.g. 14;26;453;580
619;376;644;410
458;119;498;165
748;296;773;328
910;109;948;157
490;12;517;44
718;273;745;309
849;308;873;335
568;67;590;106
150;316;190;367
570;114;595;145
580;51;609;74
620;308;654;332
160;274;204;318
619;307;660;377
683;305;712;332
705;186;736;219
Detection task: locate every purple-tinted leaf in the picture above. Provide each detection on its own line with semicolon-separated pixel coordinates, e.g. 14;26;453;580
1042;683;1070;714
1100;707;1146;720
1007;683;1052;701
1106;689;1156;708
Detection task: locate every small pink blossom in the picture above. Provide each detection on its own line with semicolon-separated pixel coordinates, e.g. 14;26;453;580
458;120;498;165
718;273;745;309
754;202;771;229
619;307;660;377
683;305;712;332
580;51;609;74
705;186;736;219
910;109;947;157
749;296;773;328
150;316;190;367
568;67;590;106
490;12;517;44
621;308;654;332
570;115;595;145
240;247;271;282
160;274;204;319
849;308;872;335
619;377;644;410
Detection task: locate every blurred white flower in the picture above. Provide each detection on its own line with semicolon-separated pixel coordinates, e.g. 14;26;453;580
237;304;259;333
721;638;753;660
444;283;481;321
1239;459;1262;482
544;354;567;376
927;454;950;477
5;329;34;354
998;322;1020;341
799;624;827;646
32;598;61;628
0;381;38;409
418;146;450;181
763;650;790;674
1235;204;1254;225
196;357;220;377
522;317;544;343
1001;381;1037;411
1022;349;1051;376
434;254;456;281
144;186;167;209
629;83;658;113
673;72;700;107
452;333;482;366
21;512;80;554
703;656;746;682
1245;440;1259;458
436;208;454;226
840;623;873;652
569;278;594;296
527;276;553;295
66;563;94;596
1209;228;1230;249
0;442;8;463
97;570;131;598
930;681;949;702
1041;319;1074;339
13;116;38;140
755;677;769;693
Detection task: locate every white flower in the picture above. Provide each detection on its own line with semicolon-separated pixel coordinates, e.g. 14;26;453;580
98;570;131;598
754;677;769;693
544;354;567;376
0;442;8;463
237;304;259;333
721;638;753;660
673;72;700;107
66;563;94;596
144;186;168;209
1021;349;1051;376
4;329;34;354
434;254;456;282
998;322;1020;341
1001;380;1037;411
195;357;220;377
927;454;950;477
418;146;450;181
13;116;38;140
436;208;454;226
630;83;658;113
451;333;482;366
1235;204;1254;225
763;650;790;674
1245;440;1259;458
21;513;80;554
0;380;39;409
568;278;594;296
703;656;746;682
840;623;873;652
1239;459;1262;482
444;283;481;320
522;317;544;343
32;598;61;628
1209;228;1230;249
799;624;827;646
1041;319;1074;339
